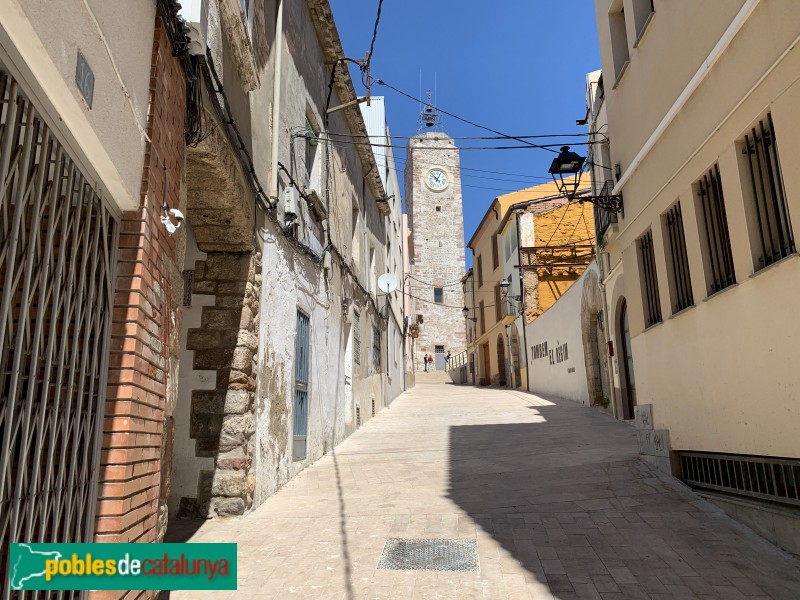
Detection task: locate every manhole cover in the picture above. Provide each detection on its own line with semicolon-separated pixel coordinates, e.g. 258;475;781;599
376;538;479;572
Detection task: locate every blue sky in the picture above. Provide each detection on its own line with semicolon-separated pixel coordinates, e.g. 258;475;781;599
329;1;601;257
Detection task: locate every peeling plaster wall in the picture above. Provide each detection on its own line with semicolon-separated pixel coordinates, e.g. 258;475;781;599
255;220;348;503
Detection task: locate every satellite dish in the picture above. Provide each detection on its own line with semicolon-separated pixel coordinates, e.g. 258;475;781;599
377;273;398;294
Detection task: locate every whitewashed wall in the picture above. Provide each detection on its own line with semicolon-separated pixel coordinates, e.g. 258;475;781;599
525;264;597;404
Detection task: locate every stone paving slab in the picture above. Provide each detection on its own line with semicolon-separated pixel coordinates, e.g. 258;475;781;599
166;380;800;599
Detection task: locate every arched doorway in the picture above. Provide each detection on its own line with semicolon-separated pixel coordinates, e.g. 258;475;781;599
618;299;636;419
496;334;507;387
510;327;522;388
580;267;612;409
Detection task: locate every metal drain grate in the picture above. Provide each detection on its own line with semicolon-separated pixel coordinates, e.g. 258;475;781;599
377;538;479;572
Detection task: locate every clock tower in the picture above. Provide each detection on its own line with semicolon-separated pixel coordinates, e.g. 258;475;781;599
404;131;467;372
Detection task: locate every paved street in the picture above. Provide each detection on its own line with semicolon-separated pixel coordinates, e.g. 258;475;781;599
170;376;800;599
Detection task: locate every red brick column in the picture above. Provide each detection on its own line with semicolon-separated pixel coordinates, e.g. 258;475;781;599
94;16;186;548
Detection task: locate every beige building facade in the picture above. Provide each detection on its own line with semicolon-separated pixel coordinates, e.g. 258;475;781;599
593;0;800;551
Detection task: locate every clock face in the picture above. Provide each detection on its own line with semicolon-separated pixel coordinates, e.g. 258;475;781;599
425;169;449;192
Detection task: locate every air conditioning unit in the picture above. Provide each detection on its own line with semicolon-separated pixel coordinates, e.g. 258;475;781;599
283;186;298;217
178;0;208;56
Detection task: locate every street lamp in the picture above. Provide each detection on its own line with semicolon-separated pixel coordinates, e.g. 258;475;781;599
462;306;477;322
547;146;624;214
548;146;586;199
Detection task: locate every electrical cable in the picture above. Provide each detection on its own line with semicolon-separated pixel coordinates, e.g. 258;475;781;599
374;79;560;154
326;131;609;142
325;138;576;192
367;0;384;65
323;136;598;152
372;76;613;171
324;135;554;181
324;136;605;193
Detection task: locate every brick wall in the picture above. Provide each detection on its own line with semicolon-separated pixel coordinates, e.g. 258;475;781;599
94;15;186;553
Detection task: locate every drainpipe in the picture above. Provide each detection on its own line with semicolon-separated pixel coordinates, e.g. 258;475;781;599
269;0;284;203
515;210;530;390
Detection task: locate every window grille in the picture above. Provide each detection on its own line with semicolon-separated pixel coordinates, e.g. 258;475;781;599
353;311;361;365
697;165;736;294
743;114;795;269
664;203;693;313
637;230;662;327
372;328;382;372
679;451;800;508
433;287;443;303
0;68;119;590
293;310;311;460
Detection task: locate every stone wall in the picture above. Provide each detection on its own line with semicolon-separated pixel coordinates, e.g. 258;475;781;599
182;252;261;517
405;134;467;367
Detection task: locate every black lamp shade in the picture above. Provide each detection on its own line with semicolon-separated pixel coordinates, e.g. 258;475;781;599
548;146;586;175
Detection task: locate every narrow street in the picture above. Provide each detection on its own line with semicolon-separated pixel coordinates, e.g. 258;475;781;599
170;377;800;599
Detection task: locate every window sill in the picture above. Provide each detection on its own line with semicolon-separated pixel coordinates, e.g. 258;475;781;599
643;319;663;333
703;282;738;303
668;304;695;320
612;60;630;90
750;252;799;279
633;11;655;49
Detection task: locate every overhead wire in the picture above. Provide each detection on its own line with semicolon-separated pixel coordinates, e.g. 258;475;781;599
325;138;571;193
324;136;597;152
326;131;609;142
367;0;384;65
370;76;612;171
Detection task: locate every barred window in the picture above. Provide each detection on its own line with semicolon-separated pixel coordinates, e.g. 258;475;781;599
372;328;382;372
697;165;736;294
664;203;694;314
742;114;795;270
638;230;662;327
353;311;361;365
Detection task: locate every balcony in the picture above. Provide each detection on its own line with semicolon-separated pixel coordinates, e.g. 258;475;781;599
500;297;519;326
594;180;619;244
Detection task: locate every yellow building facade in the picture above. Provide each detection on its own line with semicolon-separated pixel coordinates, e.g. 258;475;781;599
466;177;593;387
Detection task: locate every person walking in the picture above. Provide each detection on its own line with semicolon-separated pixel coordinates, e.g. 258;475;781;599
423;353;429;372
445;351;452;369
